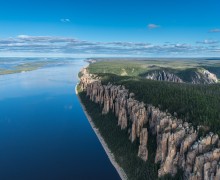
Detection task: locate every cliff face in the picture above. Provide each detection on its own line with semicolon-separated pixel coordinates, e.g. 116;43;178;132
144;69;218;84
191;69;218;84
145;70;183;83
79;68;220;180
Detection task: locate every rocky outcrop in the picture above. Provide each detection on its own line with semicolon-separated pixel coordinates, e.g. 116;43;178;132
144;69;218;84
79;68;220;180
145;70;183;83
138;128;148;161
192;69;218;84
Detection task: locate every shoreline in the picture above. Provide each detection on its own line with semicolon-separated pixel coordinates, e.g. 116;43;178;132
75;83;127;180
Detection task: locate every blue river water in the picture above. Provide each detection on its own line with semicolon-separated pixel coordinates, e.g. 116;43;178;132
0;58;120;180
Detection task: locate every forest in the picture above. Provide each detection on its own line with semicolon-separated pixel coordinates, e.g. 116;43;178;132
98;73;220;135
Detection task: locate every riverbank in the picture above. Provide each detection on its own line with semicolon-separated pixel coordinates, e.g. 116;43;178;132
75;84;127;180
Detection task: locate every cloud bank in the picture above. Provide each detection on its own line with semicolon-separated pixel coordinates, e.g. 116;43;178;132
0;35;219;57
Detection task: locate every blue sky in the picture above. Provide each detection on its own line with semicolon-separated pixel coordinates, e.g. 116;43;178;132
0;0;220;57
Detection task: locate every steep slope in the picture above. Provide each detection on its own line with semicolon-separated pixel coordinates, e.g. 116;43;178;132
142;68;218;84
143;70;183;83
79;68;220;179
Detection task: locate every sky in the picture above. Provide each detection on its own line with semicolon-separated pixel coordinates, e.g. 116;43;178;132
0;0;220;57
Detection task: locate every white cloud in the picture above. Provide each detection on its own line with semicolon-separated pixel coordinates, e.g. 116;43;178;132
148;24;160;29
0;35;219;57
196;39;219;45
209;29;220;33
17;35;30;39
60;18;70;23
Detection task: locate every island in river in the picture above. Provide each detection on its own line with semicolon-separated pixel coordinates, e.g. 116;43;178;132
77;58;220;180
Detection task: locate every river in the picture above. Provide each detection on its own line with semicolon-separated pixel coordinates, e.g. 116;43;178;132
0;58;120;180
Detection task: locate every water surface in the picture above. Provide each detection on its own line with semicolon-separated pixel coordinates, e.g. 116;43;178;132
0;58;120;180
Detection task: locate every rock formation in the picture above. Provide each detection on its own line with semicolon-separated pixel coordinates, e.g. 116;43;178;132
144;69;218;84
191;69;218;84
138;128;148;161
79;68;220;180
145;70;183;83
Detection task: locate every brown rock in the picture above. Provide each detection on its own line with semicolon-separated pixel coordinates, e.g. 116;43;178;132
138;128;148;161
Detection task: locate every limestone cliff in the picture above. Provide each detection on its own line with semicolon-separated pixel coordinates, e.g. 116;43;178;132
191;69;218;84
79;68;220;180
145;70;183;83
144;69;218;84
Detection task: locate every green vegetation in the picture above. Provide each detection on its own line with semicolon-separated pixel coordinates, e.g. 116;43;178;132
80;59;220;179
78;90;183;180
89;60;149;76
87;59;220;135
88;59;220;79
98;73;220;135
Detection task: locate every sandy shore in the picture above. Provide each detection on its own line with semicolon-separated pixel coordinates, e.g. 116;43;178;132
75;83;127;180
